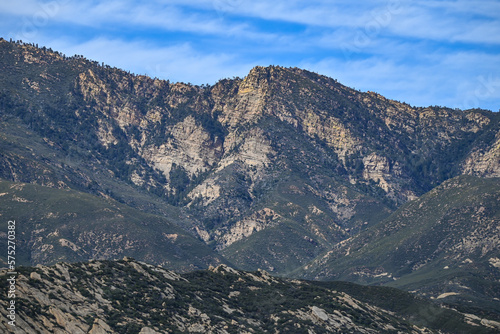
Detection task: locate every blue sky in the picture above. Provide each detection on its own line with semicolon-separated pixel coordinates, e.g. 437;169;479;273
1;0;499;111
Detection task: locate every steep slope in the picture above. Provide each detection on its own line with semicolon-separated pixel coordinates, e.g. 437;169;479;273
298;175;500;315
0;114;205;222
1;38;499;275
1;258;498;333
462;129;500;177
0;180;226;271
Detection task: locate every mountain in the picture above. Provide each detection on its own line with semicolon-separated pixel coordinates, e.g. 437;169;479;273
1;38;499;275
298;175;500;315
1;38;500;323
1;258;499;333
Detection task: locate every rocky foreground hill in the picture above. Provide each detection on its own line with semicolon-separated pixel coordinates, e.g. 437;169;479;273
1;258;499;333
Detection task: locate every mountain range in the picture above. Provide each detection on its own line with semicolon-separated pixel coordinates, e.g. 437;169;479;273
0;38;499;331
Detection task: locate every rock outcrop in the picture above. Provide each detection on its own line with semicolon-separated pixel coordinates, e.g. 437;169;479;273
1;259;496;333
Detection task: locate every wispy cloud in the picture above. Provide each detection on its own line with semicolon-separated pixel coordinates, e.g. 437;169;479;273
386;3;500;45
0;0;276;41
301;49;500;110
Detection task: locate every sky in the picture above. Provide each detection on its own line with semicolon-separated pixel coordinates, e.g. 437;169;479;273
0;0;499;111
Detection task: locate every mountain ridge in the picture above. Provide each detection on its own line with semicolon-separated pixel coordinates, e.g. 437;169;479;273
0;39;499;318
1;38;499;262
2;258;499;333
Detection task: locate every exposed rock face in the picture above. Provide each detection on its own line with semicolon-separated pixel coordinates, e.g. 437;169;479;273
141;115;223;178
188;178;221;206
294;105;359;160
462;130;500;177
362;152;416;201
222;66;269;127
214;208;281;250
1;259;495;334
362;153;392;189
222;127;274;169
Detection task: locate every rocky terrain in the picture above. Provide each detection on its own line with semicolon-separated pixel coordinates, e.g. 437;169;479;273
0;38;500;328
1;258;499;333
1;39;499;273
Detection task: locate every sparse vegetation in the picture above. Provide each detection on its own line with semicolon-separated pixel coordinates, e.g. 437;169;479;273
2;259;496;333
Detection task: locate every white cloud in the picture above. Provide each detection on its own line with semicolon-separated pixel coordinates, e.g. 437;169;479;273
416;0;500;19
384;1;500;45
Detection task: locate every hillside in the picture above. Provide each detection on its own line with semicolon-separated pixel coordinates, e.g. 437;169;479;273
298;175;500;315
1;258;499;333
0;180;226;271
